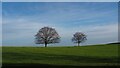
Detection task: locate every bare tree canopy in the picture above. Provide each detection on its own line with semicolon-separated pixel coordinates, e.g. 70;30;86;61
72;32;87;46
35;27;60;47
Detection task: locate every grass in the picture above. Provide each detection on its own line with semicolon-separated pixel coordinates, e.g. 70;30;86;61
2;44;120;66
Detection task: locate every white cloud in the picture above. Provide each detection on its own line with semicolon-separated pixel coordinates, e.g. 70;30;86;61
3;16;118;46
2;2;118;46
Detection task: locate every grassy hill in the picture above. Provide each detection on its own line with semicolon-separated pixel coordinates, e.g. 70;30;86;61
2;44;120;67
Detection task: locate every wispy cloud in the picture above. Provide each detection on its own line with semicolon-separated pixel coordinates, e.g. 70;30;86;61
2;2;118;46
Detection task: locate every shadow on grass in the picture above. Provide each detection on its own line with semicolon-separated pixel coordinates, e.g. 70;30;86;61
2;52;119;68
3;52;119;63
2;63;120;68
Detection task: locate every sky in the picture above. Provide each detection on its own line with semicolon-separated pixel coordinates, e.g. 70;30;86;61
2;0;120;2
0;2;2;46
2;2;118;46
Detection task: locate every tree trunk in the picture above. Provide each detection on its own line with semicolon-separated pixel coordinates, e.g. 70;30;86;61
78;43;80;46
45;42;47;47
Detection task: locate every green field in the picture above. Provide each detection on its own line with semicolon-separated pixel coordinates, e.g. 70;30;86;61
2;44;120;66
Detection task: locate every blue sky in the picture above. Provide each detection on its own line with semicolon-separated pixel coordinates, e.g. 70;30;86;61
2;2;118;46
0;2;1;46
2;0;120;2
0;2;1;64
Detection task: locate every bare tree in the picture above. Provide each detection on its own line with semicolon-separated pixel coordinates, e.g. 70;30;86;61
35;27;60;47
72;32;87;46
